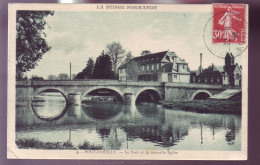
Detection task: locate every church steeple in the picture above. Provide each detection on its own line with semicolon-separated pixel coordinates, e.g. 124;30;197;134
225;52;235;66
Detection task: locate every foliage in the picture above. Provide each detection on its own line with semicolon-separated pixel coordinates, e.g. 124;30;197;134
92;51;115;79
105;42;126;73
58;73;69;80
78;141;103;150
72;74;77;79
47;74;57;80
125;51;133;62
74;58;95;79
16;11;54;79
31;75;44;80
163;99;242;114
126;60;142;81
16;138;76;150
16;138;102;150
141;50;151;56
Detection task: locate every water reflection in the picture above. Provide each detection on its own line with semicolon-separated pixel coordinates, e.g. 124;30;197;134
31;92;67;120
16;93;241;150
67;105;81;118
81;103;123;120
225;117;236;145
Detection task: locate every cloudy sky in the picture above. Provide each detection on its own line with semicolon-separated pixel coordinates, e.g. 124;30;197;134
26;11;243;79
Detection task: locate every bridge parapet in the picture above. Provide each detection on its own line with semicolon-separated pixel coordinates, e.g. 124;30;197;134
16;80;163;87
16;80;241;90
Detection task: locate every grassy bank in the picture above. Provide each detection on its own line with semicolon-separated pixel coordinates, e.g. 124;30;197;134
16;138;103;150
162;99;241;114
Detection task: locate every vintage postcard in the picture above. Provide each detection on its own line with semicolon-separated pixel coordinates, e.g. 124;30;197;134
8;3;248;160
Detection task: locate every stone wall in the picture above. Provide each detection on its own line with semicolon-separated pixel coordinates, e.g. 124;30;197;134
16;80;238;104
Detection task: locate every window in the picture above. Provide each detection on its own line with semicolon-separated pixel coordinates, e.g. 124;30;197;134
143;65;145;71
211;77;214;82
198;78;201;83
205;78;208;83
217;77;220;82
152;64;154;70
183;65;185;69
174;75;177;78
157;63;160;69
236;73;240;79
166;56;170;61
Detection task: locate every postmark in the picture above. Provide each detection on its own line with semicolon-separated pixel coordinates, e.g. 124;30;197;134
203;4;248;59
213;4;246;44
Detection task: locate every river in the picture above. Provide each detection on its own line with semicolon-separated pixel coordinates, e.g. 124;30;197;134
16;92;241;150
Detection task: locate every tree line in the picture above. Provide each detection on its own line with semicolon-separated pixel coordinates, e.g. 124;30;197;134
74;45;152;80
75;43;127;80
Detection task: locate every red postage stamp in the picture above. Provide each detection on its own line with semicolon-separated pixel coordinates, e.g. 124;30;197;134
213;4;246;44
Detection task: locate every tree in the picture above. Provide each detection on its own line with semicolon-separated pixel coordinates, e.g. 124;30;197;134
141;50;151;56
126;51;133;62
126;60;142;81
31;75;44;80
72;74;77;79
16;11;54;79
84;58;95;78
93;51;114;79
58;73;69;80
47;74;57;80
75;58;95;79
105;42;125;73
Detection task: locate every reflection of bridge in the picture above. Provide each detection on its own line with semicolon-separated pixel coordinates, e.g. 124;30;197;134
16;80;239;105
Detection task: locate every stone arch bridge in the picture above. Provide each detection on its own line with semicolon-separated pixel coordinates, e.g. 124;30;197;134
16;80;237;105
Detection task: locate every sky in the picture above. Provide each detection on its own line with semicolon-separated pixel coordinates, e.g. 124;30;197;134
26;11;244;79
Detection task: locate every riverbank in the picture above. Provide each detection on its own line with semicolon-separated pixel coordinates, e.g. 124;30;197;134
162;99;241;114
16;138;103;150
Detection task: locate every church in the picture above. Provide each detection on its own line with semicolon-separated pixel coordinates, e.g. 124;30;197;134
190;52;242;86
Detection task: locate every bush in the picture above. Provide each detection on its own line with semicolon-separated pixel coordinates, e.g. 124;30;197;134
78;141;103;150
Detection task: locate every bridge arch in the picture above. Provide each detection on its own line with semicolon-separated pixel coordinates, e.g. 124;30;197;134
135;87;163;103
33;87;69;101
190;90;212;100
81;86;124;101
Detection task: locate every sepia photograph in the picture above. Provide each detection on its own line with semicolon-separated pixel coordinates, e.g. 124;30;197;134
8;3;248;160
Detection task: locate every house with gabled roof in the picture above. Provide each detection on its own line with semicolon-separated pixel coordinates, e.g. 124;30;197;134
191;63;230;85
118;50;191;83
191;52;242;86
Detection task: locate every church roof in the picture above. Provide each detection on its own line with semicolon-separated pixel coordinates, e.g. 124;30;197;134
225;52;234;58
224;64;241;73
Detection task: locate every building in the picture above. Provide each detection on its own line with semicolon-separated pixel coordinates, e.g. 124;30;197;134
191;52;242;86
118;50;190;83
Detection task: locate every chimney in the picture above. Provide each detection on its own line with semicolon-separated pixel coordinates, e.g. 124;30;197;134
70;62;71;80
200;53;203;74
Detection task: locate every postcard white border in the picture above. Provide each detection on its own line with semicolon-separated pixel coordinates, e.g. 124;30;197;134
7;3;248;160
